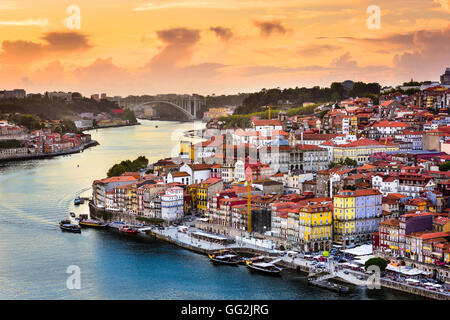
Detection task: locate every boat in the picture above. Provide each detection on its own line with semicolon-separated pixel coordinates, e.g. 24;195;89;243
208;251;241;266
69;212;76;218
241;255;266;265
308;278;350;294
247;262;282;276
59;220;81;233
78;219;108;228
119;226;138;234
108;221;126;229
74;196;84;205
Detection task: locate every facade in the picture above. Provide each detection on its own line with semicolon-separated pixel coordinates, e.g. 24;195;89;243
333;189;382;247
333;138;399;165
298;202;333;252
161;187;184;221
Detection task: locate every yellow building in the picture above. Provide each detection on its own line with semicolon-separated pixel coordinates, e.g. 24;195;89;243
298;202;333;252
196;183;209;214
333;138;399;164
349;116;358;136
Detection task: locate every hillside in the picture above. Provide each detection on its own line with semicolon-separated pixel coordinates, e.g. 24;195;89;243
0;97;119;120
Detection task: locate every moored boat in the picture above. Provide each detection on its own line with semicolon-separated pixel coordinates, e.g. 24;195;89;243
59;220;81;233
79;219;108;228
208;251;241;266
119;226;138;234
247;262;282;276
74;197;82;205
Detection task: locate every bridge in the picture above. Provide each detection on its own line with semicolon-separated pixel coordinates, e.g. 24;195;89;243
128;97;205;120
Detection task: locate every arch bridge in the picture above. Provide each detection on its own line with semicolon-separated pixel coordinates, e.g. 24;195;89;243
129;97;205;120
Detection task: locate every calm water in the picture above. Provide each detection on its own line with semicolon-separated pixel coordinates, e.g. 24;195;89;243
0;120;421;299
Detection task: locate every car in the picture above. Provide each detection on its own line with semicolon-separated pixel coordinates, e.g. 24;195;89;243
357;275;364;280
344;270;350;275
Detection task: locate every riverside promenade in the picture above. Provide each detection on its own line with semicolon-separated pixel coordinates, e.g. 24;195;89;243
0;140;99;162
150;224;450;300
147;225;282;257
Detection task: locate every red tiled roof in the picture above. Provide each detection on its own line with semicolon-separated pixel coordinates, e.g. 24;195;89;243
252;119;282;126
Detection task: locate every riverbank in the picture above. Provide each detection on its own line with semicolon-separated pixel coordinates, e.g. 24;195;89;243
0;140;99;163
82;122;141;132
89;203;449;300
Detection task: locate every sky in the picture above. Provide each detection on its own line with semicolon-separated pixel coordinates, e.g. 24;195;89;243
0;0;449;96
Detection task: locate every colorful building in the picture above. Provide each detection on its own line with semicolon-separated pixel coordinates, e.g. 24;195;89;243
333;189;382;247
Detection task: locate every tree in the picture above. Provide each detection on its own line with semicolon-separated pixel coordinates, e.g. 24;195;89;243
344;157;357;167
439;161;450;171
365;257;388;272
106;156;149;177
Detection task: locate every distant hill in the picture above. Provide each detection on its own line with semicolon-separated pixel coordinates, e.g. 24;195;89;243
0;97;119;120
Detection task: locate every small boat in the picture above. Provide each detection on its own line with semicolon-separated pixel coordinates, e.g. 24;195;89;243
308;279;350;294
59;220;81;233
69;212;76;218
208;252;241;266
119;226;138;234
78;219;108;228
247;262;282;276
241;255;266;265
74;196;83;205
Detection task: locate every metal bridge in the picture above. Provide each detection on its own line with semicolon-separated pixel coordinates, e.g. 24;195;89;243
128;97;205;120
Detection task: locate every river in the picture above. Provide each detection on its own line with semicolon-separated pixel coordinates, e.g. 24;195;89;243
0;120;421;299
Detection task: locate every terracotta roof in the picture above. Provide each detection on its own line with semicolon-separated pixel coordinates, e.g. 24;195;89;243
252;119;282;126
372;120;409;128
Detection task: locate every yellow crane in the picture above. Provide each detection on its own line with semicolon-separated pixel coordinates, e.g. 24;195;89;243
247;178;252;234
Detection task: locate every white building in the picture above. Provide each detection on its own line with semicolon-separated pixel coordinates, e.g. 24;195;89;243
251;119;283;137
234;160;246;182
179;163;211;184
161;187;184;221
371;175;399;196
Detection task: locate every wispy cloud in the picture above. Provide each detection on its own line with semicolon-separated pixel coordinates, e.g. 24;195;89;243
133;0;343;11
434;0;450;11
0;18;49;28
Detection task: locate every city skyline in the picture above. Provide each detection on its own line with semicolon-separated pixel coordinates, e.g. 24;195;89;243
0;0;449;96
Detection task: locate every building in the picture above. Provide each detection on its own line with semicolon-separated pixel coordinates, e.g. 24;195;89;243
251;119;283;137
298;202;333;252
441;67;450;85
161;187;184;221
333;189;382;247
333;138;399;165
196;178;224;215
1;89;26;99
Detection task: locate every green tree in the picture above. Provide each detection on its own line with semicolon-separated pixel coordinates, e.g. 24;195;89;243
439;161;450;171
365;257;388;272
106;156;149;177
344;157;357;166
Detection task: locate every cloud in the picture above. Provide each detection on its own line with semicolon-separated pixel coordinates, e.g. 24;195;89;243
0;18;49;28
133;1;347;11
393;25;450;79
297;44;339;57
210;27;233;41
434;0;449;11
41;32;91;51
146;28;201;73
253;20;287;37
0;40;44;64
0;31;91;64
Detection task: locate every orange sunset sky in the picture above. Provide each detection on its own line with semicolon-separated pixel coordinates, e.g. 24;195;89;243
0;0;449;96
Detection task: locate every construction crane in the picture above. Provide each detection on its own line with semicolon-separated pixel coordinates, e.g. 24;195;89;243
247;178;252;234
